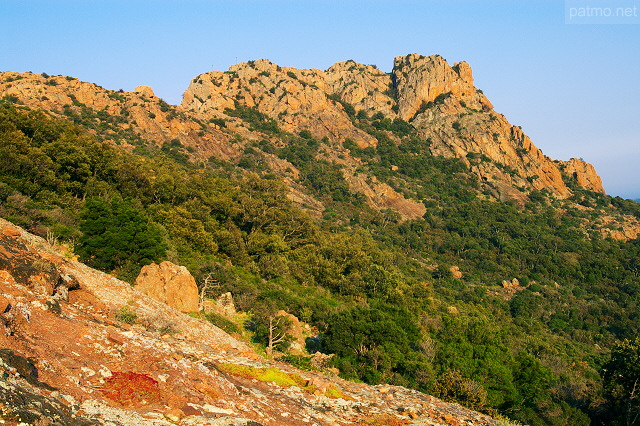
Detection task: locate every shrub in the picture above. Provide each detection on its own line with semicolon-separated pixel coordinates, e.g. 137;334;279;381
278;354;315;371
224;102;281;134
204;312;241;335
434;370;487;411
115;306;137;324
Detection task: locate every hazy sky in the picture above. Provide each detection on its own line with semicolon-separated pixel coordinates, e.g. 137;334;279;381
2;0;639;199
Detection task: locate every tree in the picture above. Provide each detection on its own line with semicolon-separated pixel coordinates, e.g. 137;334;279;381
249;301;293;357
77;197;166;277
602;338;640;425
265;314;291;357
323;305;423;384
434;370;488;411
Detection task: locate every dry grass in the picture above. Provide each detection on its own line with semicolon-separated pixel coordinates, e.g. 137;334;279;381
345;413;410;426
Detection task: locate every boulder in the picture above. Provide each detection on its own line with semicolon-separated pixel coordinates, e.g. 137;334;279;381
135;261;199;313
215;292;236;316
202;292;237;317
501;278;520;288
276;310;307;354
134;85;155;98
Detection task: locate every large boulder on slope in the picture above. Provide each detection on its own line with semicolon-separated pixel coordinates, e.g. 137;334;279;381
135;261;199;313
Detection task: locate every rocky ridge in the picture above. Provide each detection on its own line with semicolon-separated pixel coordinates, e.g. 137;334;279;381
0;72;236;162
181;54;604;204
1;54;604;218
0;218;497;425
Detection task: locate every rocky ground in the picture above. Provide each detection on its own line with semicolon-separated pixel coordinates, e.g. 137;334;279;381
0;217;497;425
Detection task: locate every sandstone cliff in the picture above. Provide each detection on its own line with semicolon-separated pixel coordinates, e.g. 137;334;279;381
0;218;495;425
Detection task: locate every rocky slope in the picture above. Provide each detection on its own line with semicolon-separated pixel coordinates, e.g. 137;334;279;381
0;218;497;425
0;72;236;162
1;54;603;217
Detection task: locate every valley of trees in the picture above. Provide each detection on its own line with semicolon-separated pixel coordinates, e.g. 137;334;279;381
2;100;640;425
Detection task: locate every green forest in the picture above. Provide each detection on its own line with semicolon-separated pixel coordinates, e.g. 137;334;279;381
1;100;640;425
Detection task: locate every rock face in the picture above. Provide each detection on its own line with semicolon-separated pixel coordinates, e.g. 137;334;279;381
561;157;605;193
325;60;396;118
182;59;379;148
135;261;199;313
392;54;493;122
0;217;496;425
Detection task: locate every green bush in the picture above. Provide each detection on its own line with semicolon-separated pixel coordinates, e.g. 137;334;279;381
77;197;166;275
204;312;242;335
115;306;137;324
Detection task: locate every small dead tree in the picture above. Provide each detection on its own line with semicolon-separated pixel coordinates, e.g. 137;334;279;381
198;273;220;312
266;314;289;357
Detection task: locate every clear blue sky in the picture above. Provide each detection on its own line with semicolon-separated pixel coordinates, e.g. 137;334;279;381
2;0;639;199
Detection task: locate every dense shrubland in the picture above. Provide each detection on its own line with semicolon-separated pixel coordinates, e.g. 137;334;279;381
2;101;640;425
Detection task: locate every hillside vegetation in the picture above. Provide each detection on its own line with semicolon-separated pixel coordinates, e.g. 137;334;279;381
2;55;640;425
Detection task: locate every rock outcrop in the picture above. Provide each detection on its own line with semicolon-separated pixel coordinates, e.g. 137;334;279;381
561;157;605;193
392;54;492;122
202;292;237;317
275;310;310;355
0;71;238;162
135;261;200;313
0;217;496;425
325;60;396;118
182;59;378;148
597;213;640;240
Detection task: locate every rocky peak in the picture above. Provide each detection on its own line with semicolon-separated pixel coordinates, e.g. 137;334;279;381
180;54;606;203
181;60;378;148
134;85;155;98
561;157;605;193
1;54;608;207
325;60;396;118
392;53;492;121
